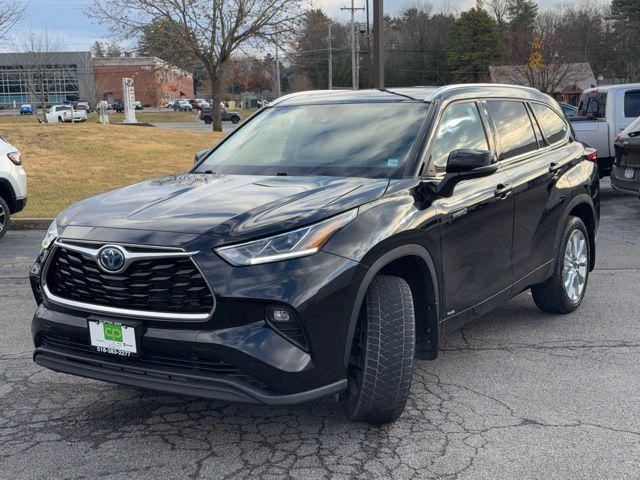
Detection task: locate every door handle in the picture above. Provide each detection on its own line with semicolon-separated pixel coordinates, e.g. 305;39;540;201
494;183;512;199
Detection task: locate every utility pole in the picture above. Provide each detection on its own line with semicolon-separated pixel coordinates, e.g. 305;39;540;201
274;40;281;98
341;0;364;89
372;0;384;88
328;23;333;90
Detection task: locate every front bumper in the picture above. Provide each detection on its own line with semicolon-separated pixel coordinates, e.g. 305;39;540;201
31;228;365;403
34;345;346;405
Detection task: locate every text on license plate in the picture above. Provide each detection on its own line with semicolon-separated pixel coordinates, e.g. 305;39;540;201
88;321;137;356
624;168;635;179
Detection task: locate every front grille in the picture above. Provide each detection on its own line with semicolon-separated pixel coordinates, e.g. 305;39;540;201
46;246;214;316
38;333;270;390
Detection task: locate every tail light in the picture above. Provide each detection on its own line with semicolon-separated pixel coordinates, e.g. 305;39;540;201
584;148;597;163
7;151;22;166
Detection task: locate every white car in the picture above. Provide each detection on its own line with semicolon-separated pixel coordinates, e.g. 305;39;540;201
0;134;27;239
46;105;87;123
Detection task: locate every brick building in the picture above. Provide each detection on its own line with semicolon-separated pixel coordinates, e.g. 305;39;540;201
94;56;194;106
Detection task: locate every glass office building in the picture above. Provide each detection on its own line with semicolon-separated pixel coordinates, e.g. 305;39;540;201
0;52;93;106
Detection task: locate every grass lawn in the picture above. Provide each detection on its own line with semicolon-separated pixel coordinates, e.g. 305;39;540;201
2;123;225;218
0;108;258;125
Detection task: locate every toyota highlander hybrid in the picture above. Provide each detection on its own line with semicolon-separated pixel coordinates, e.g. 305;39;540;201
30;85;600;424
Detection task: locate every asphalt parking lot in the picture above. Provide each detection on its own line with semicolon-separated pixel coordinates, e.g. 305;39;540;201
1;181;639;479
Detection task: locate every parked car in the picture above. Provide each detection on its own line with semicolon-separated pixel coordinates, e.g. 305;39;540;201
570;83;640;177
133;101;144;111
75;101;91;113
173;99;193;111
196;99;210;109
30;85;599;424
0;134;27;239
560;102;578;118
113;100;124;113
612;115;640;193
20;104;34;115
199;106;241;124
46;105;87;123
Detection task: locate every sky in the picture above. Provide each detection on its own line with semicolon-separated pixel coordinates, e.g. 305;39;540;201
2;0;606;53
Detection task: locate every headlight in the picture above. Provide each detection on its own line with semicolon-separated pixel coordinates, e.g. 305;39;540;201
216;209;357;266
42;220;59;250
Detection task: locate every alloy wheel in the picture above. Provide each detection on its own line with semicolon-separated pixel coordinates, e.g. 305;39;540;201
562;229;588;303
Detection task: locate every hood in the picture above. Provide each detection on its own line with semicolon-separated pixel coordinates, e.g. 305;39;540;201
58;174;389;244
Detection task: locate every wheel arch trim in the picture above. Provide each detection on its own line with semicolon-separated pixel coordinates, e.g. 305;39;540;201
558;193;597;270
343;244;440;368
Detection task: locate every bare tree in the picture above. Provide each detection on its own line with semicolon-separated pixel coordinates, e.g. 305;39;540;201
13;31;64;123
0;0;26;41
87;0;302;131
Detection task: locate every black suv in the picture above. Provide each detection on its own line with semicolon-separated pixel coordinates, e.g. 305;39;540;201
30;85;599;424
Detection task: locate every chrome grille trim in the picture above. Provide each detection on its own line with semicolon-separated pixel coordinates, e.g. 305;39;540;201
42;240;215;321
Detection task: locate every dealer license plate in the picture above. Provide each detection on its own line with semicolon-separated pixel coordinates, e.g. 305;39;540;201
88;321;137;357
624;168;635;179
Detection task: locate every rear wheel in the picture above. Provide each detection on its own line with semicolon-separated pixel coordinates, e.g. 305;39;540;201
532;216;590;313
343;275;415;425
231;116;240;124
0;196;10;240
203;116;212;125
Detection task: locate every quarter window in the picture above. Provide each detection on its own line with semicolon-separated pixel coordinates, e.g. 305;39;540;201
487;101;538;160
429;102;489;174
531;103;568;145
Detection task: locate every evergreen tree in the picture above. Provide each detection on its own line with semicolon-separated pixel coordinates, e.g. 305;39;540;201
448;8;504;82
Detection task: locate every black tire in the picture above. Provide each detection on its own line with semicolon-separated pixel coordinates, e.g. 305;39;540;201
57;116;63;123
0;196;10;240
532;216;590;314
343;274;415;425
203;116;212;125
231;116;240;124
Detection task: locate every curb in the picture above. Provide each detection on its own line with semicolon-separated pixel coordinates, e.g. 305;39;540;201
11;218;53;230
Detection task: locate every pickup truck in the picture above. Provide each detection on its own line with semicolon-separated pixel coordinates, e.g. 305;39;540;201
46;105;87;124
570;83;640;177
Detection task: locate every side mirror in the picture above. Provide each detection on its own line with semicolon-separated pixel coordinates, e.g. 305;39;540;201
194;148;211;165
436;149;497;197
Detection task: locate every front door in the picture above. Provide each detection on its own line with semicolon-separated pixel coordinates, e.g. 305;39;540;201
427;101;514;322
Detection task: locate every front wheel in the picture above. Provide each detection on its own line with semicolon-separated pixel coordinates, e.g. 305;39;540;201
203;116;212;125
0;196;10;240
343;275;415;425
231;116;240;124
532;216;590;314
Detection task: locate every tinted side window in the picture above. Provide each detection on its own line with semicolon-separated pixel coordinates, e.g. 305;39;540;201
487;101;538;160
624;90;640;118
430;102;488;174
531;103;568;145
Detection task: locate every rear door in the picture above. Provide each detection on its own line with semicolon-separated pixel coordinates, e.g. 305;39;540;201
429;101;514;321
490;100;576;285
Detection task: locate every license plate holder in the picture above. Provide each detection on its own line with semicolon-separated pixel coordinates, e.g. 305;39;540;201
624;167;635;179
88;318;140;358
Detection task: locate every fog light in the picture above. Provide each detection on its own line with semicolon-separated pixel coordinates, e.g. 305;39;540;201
267;306;291;323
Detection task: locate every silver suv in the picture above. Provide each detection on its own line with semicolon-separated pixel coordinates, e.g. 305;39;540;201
0;134;27;239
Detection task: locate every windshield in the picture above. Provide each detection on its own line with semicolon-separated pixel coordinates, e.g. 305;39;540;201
195;102;429;178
